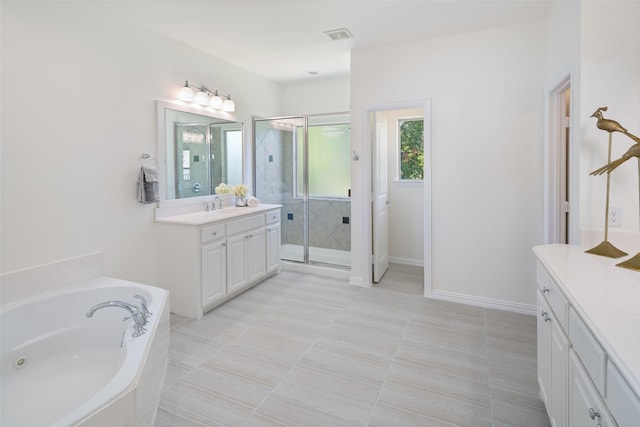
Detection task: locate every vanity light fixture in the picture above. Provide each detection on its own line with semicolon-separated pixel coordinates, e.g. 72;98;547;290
176;80;235;112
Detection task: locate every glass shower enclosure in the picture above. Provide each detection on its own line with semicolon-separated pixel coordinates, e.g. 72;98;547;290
253;113;351;268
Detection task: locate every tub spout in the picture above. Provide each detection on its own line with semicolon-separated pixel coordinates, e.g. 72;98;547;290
86;301;147;337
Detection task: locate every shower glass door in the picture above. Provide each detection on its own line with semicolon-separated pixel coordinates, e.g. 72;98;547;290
305;114;351;266
254;113;351;268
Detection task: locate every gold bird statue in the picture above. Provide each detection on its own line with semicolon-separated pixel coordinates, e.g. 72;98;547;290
591;106;628;134
590;142;640;175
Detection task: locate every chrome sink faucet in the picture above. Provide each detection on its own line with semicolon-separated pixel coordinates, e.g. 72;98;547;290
86;300;147;337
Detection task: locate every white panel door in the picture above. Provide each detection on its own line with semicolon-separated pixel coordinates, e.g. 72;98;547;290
372;114;389;282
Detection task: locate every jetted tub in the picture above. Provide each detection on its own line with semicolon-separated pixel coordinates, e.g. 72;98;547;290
0;276;170;427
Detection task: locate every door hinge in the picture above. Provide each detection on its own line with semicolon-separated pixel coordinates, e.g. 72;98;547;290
562;116;570;128
563;200;570;213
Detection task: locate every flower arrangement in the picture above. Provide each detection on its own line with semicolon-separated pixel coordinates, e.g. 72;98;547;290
233;183;248;197
214;183;232;194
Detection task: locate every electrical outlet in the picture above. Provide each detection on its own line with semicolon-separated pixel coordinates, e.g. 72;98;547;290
609;206;622;227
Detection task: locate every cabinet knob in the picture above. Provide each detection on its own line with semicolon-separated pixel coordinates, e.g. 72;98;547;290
589;408;601;420
542;287;550;294
540;310;551;322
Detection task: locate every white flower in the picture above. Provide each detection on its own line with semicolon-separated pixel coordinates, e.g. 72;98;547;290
233;183;248;197
215;183;232;194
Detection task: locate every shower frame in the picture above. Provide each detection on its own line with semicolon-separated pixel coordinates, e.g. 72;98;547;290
252;112;351;267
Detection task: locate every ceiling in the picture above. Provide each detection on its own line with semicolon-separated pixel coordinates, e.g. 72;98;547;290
110;0;554;84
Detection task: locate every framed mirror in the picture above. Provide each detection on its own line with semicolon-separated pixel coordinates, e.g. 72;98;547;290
156;101;243;205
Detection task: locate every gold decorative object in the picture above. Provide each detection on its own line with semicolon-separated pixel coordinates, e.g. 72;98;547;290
585;106;630;259
617;253;640;272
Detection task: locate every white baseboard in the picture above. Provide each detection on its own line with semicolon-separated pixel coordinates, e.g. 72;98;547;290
430;289;536;315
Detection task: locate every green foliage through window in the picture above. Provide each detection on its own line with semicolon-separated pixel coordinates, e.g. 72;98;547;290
399;119;424;180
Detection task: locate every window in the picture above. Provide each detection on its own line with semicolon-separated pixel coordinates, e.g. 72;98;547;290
398;118;424;180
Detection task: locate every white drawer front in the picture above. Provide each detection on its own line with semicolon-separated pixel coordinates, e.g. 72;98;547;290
201;223;225;244
227;213;265;235
606;361;640;427
266;210;281;225
537;262;568;330
569;307;607;395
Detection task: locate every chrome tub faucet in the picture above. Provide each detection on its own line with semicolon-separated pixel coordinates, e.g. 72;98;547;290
86;300;147;337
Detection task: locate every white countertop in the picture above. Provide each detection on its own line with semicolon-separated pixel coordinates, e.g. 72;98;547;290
533;244;640;397
155;204;282;225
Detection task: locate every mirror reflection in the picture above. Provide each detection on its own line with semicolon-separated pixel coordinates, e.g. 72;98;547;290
158;102;243;201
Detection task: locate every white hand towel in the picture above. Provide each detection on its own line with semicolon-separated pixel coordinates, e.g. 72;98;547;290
247;196;260;207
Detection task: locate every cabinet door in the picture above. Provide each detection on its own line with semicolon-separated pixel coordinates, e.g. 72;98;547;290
569;351;616;427
550;310;569;427
201;240;226;307
266;223;281;273
226;233;248;293
538;291;569;427
246;228;266;282
538;292;552;409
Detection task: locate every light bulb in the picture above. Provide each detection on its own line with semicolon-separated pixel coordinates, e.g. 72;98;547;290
209;92;223;108
178;81;194;102
194;89;209;106
222;96;235;112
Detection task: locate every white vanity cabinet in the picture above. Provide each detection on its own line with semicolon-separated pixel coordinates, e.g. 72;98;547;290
533;245;640;427
157;205;282;318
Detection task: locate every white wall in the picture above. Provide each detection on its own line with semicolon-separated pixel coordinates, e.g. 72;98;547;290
579;1;640;251
0;2;282;287
282;76;350;116
351;20;546;310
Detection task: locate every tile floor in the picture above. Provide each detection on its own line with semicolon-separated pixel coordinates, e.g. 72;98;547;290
155;267;550;427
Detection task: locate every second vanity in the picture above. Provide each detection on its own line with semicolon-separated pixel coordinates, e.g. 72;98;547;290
156;204;282;318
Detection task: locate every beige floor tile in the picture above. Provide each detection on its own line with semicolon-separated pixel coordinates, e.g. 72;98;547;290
244;393;362;427
273;362;381;424
491;394;552;427
156;271;550;427
223;327;313;367
154;407;219;427
373;389;493;427
160;366;270;426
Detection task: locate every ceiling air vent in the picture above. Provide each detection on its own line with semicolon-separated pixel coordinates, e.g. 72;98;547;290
324;28;353;41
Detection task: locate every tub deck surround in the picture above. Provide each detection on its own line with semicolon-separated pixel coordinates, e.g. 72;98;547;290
0;276;170;427
533;244;640;398
156;204;283;319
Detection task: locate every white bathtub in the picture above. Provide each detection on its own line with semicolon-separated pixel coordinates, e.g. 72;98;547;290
0;276;170;427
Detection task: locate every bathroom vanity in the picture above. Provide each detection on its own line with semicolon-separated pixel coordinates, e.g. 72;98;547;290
156;204;282;318
533;244;640;427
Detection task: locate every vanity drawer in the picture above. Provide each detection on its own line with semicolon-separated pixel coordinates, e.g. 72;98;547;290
606;361;640;427
536;262;568;330
266;210;281;224
201;223;225;244
227;213;265;235
569;307;606;395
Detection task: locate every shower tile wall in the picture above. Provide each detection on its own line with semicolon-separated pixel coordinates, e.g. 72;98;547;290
255;125;351;252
